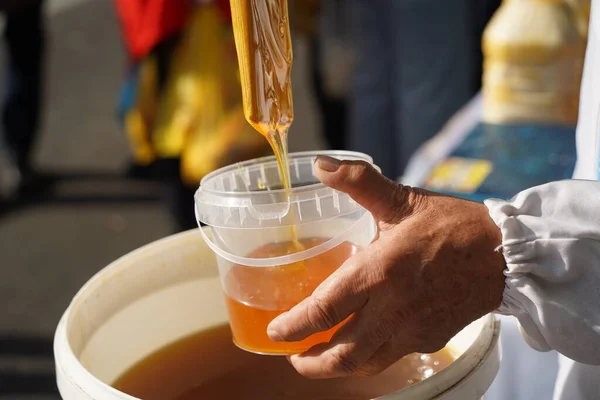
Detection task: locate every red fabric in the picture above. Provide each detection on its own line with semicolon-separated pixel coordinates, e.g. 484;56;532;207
113;0;191;61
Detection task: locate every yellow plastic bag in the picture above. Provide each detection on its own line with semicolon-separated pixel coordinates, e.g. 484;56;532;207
124;57;159;166
125;5;271;185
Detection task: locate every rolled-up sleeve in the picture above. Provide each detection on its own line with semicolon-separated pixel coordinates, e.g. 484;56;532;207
485;180;600;365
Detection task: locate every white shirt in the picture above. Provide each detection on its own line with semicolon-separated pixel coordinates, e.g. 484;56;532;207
484;2;600;397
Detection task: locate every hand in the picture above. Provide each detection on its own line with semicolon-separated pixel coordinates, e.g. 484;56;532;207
267;156;506;379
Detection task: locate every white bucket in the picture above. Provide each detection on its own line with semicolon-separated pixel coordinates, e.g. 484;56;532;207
54;229;501;400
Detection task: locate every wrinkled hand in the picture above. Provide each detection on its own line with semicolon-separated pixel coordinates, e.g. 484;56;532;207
267;156;506;379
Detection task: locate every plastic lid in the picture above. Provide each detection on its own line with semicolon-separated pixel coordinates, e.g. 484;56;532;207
194;151;374;228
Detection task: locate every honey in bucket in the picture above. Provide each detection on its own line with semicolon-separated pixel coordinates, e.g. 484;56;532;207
113;324;456;400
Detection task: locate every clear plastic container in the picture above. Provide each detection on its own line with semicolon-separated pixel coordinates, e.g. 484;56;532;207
194;150;377;355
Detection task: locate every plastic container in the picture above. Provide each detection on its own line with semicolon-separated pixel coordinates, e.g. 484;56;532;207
54;229;501;400
482;0;584;125
566;0;591;37
194;150;377;354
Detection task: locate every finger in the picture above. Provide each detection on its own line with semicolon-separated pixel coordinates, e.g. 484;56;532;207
267;250;372;342
314;156;407;223
288;309;394;379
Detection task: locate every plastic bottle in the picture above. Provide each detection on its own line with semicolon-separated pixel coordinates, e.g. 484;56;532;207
567;0;591;37
482;0;585;125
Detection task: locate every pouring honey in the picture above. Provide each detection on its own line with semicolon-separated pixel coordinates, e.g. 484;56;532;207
230;0;295;191
228;0;341;354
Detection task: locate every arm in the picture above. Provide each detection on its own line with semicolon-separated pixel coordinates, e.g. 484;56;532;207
486;180;600;365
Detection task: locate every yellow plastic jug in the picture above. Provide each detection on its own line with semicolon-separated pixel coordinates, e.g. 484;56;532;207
482;0;585;125
567;0;591;37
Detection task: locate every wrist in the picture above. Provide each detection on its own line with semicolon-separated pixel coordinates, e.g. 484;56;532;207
480;203;506;310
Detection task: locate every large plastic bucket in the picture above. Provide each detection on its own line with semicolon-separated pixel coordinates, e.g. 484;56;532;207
54;229;501;400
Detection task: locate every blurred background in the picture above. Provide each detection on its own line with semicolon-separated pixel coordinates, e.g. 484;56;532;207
0;1;325;398
0;0;587;398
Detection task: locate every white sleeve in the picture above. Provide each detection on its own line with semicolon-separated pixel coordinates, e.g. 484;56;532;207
484;180;600;365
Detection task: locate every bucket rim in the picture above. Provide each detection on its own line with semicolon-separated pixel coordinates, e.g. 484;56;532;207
197;209;374;267
54;230;202;400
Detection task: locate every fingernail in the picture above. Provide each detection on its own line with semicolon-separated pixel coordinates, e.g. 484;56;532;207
267;329;285;342
315;156;341;173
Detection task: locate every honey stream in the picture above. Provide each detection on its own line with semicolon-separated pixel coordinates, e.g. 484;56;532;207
230;0;301;245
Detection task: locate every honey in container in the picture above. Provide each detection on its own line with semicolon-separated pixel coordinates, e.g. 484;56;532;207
113;324;456;400
224;238;360;354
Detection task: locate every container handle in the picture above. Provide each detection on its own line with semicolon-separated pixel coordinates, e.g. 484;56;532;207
195;208;375;268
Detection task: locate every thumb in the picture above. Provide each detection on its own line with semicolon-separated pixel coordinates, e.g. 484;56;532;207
314;155;407;223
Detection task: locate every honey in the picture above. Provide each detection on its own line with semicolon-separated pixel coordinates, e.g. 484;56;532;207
229;0;294;189
224;238;359;354
227;0;356;357
113;324;456;400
